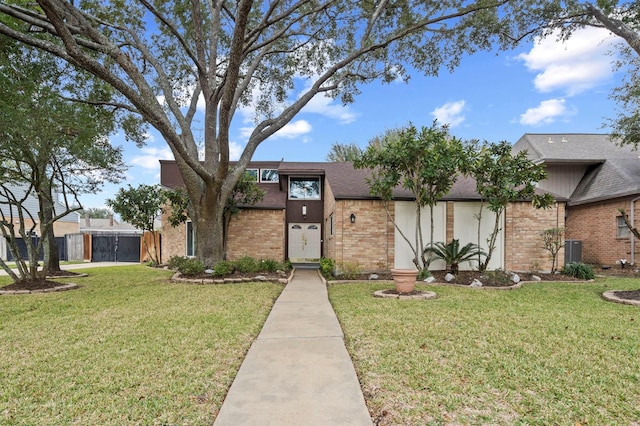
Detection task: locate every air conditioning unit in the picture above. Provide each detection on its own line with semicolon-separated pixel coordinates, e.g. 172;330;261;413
564;239;582;264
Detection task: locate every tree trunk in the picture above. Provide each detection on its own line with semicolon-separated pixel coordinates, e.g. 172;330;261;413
192;187;227;267
481;209;503;272
40;195;61;274
414;203;422;270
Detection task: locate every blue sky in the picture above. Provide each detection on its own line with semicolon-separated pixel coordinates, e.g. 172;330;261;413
80;26;624;210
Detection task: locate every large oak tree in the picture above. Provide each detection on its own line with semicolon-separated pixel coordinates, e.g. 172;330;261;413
0;38;125;282
0;0;562;266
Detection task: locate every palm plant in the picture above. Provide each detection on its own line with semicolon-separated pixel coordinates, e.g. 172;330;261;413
424;239;486;274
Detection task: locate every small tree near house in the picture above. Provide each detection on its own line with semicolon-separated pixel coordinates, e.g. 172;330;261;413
470;141;555;272
541;227;564;273
107;184;164;266
355;121;469;276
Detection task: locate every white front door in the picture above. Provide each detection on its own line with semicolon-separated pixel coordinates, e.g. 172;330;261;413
288;223;321;261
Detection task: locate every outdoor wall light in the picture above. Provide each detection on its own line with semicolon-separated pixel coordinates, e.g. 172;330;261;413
350;213;356;223
302;205;307;216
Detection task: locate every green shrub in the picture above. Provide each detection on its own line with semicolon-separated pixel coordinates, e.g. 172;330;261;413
233;256;259;273
417;268;432;280
319;257;335;279
212;261;234;277
178;258;206;276
258;258;283;272
562;262;595;280
424;239;485;274
167;255;188;271
338;261;363;280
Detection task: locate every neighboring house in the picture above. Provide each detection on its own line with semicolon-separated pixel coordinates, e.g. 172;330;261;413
0;183;80;236
80;216;142;235
160;159;564;272
513;133;640;266
0;183;80;261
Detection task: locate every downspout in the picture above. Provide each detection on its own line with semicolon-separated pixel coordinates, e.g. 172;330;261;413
632;196;640;266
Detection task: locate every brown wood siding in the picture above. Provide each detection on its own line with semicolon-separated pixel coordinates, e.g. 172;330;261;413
540;164;589;198
286;199;323;223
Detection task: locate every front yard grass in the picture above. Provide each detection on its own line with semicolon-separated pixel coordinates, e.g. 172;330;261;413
0;265;283;425
329;278;640;425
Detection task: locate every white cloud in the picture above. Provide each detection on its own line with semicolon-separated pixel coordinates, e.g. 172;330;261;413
301;91;358;124
518;27;619;96
273;120;313;139
130;146;174;170
229;141;242;160
239;119;312;140
431;100;466;127
519;98;573;126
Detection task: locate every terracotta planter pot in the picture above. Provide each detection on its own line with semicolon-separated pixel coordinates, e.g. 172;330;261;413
391;268;419;293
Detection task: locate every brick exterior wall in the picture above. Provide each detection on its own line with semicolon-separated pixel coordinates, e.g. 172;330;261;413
226;209;285;261
446;201;454;242
324;182;394;271
504;201;565;272
565;197;640;265
160;208;186;261
323;182;337;263
160;207;285;263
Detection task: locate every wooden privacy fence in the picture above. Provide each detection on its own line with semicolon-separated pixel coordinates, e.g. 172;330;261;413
64;231;161;263
140;231;161;263
65;233;85;261
2;231;161;263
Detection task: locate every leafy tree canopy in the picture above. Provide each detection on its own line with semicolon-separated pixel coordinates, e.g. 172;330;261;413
78;207;113;219
0;36;124;281
0;0;565;265
326;142;363;162
355;121;470;271
539;1;640;149
470;140;554;271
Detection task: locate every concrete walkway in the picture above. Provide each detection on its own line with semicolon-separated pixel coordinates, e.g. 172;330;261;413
214;268;373;426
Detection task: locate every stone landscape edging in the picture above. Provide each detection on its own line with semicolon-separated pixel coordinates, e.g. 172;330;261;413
0;283;80;295
171;270;293;284
602;290;640;307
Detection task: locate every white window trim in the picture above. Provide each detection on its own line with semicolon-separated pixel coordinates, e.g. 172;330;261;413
260;169;279;183
288;176;322;200
617;216;630;239
186;220;196;257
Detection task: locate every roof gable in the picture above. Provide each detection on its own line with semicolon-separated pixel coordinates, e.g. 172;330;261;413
513;133;637;164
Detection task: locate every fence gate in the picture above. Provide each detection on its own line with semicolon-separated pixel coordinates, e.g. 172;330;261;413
6;236;67;261
91;235;140;262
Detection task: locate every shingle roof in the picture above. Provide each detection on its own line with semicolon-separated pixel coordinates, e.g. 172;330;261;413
513;133;636;163
160;159;557;207
513;133;640;204
569;158;640;205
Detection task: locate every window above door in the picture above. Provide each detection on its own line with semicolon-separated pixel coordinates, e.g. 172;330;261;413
289;177;321;200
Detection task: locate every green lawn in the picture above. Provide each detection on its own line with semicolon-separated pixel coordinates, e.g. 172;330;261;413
329;278;640;425
0;265;283;425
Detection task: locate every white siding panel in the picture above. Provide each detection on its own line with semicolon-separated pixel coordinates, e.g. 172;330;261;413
0;184;79;224
394;201;446;270
453;202;503;271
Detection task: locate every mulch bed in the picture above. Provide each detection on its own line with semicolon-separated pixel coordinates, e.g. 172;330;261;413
613;289;640;301
1;270;84;292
